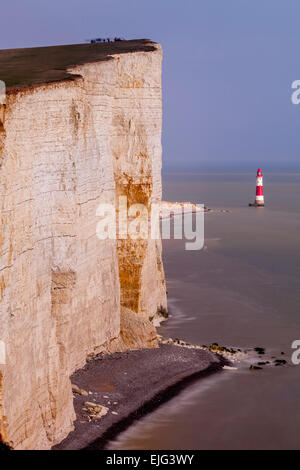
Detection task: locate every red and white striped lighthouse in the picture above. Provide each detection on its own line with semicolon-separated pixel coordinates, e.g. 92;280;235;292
255;168;264;206
249;168;264;207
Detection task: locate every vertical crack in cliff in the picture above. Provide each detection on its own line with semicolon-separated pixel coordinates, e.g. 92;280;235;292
0;104;5;169
112;85;154;315
115;177;152;313
51;270;76;365
46;270;77;441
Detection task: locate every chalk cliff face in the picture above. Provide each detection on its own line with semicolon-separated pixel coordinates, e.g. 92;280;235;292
0;43;166;449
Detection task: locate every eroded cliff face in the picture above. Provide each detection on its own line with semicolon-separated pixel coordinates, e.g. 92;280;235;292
0;44;166;449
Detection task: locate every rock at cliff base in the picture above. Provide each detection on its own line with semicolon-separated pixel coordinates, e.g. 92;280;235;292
72;384;88;396
84;402;109;419
120;307;158;350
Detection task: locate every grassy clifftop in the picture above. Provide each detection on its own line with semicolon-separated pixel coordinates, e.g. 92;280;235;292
0;39;157;91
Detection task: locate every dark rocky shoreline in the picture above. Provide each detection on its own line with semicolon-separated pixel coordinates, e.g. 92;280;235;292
54;344;230;450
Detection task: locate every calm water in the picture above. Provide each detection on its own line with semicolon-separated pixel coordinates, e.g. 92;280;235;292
109;173;300;450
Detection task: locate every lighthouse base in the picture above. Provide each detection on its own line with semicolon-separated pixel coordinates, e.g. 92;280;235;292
249;202;264;207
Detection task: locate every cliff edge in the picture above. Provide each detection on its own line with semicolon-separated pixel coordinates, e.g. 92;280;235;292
0;41;167;449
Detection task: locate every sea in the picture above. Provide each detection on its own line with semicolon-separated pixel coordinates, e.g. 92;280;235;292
109;172;300;450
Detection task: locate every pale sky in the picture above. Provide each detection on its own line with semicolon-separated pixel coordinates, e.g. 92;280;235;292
1;0;300;171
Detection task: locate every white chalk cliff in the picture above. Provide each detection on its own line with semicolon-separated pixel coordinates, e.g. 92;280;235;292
0;41;167;449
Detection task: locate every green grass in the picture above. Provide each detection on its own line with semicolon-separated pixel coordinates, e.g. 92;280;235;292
0;40;157;90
